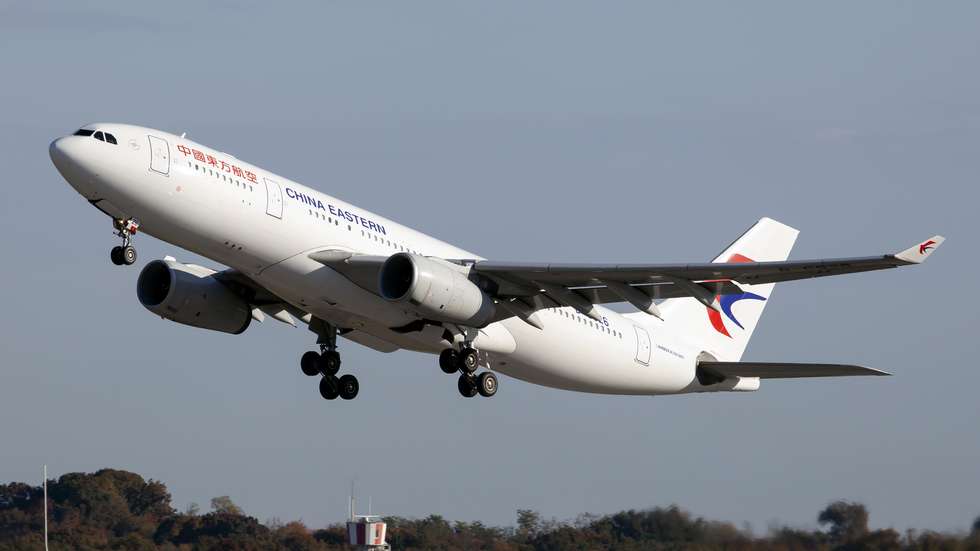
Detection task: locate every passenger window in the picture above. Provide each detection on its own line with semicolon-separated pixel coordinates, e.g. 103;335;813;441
105;133;117;145
93;131;105;142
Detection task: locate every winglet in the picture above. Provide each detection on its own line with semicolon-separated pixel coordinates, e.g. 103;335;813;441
895;236;945;264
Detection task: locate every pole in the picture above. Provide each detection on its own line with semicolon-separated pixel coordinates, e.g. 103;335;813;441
43;465;49;551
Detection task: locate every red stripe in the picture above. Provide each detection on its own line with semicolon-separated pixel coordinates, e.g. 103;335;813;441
707;309;731;337
705;253;754;337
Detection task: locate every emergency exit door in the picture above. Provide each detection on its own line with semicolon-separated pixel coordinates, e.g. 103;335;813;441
147;135;170;175
634;326;651;366
264;177;283;219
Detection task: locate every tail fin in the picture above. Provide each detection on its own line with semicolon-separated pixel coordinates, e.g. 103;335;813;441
660;217;799;361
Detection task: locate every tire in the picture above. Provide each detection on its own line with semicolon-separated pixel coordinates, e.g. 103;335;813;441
319;376;340;400
338;374;359;400
458;348;479;374
319;350;341;376
300;351;321;376
477;371;498;398
121;246;137;265
110;246;124;265
457;373;477;398
439;349;458;374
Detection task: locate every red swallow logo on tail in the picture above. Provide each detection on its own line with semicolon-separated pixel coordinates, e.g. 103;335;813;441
706;254;766;338
919;240;936;255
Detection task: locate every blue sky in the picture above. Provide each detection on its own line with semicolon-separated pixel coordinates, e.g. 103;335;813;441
1;1;977;532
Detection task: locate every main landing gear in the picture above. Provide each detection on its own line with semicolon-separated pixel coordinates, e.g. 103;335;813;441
110;218;139;266
439;347;498;398
301;319;359;401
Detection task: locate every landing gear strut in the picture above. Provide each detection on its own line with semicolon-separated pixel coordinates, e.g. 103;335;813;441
302;318;359;401
110;218;139;266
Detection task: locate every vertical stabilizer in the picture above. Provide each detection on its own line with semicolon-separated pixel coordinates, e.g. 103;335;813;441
660;217;799;361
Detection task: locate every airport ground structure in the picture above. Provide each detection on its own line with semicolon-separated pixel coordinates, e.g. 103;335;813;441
0;469;977;550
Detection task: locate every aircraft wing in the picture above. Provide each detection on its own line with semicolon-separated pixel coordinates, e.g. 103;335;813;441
472;235;945;293
311;236;943;325
698;361;891;378
213;269;310;327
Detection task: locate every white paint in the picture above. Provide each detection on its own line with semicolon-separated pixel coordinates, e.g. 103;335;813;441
48;123;929;397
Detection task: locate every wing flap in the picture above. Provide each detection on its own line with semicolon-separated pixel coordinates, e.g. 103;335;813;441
699;361;891;379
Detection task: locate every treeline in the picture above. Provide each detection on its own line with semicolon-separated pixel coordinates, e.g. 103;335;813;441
1;469;978;550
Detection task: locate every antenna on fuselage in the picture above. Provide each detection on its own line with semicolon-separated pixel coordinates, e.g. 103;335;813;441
180;132;187;138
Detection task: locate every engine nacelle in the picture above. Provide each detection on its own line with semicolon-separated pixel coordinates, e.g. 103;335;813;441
137;259;252;334
378;253;496;327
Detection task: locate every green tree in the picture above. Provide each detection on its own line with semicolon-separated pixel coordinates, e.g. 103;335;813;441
517;509;541;537
210;495;244;516
818;501;869;543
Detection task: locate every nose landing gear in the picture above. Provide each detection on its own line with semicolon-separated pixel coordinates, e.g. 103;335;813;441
110;218;139;266
302;318;360;401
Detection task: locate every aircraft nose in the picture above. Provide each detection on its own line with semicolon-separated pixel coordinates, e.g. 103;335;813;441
49;135;87;172
49;137;71;169
50;135;100;198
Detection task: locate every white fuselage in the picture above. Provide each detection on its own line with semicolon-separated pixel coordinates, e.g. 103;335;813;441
50;123;742;396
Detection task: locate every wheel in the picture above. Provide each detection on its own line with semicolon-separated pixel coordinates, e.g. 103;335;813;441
318;376;340;400
477;371;498;398
457;348;479;374
110;246;124;265
318;350;341;375
300;351;321;376
338;374;359;400
457;373;478;398
439;349;458;374
121;245;137;265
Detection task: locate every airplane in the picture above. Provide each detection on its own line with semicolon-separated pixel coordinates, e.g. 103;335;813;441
49;123;944;402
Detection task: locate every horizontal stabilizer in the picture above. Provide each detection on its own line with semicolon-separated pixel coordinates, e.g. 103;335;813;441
699;361;890;379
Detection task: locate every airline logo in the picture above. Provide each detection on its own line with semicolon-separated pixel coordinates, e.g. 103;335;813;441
175;144;259;183
707;253;766;338
919;240;936;255
285;187;388;235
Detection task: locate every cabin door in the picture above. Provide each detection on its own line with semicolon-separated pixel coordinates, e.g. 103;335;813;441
634;326;651;366
264;177;283;219
147;135;170;175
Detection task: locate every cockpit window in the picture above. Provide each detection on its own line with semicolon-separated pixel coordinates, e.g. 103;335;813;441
73;128;118;144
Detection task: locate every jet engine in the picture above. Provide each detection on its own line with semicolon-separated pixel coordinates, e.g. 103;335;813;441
378;253;496;327
137;259;252;334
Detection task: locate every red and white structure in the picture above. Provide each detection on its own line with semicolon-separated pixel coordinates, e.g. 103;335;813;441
347;494;389;550
347;516;387;549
